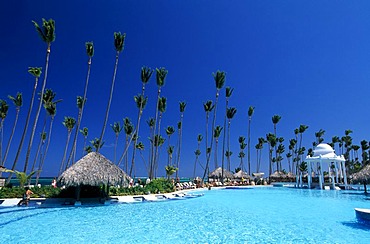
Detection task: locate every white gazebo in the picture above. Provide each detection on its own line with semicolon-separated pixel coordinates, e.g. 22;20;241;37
305;143;347;190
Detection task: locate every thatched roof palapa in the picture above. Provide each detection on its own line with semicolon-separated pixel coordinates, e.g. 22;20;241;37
233;170;250;179
209;167;234;179
351;164;370;184
58;152;131;187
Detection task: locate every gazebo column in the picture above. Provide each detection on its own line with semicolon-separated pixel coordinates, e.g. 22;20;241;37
338;162;343;183
319;159;323;189
307;161;312;189
335;162;339;184
341;161;348;189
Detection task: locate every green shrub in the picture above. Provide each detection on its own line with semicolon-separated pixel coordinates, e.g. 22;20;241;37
0;178;175;198
0;186;61;198
109;178;175;196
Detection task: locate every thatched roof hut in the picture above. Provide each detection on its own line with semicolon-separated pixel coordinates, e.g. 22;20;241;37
58;152;131;187
233;170;250;179
351;164;370;184
209;167;234;179
269;171;296;182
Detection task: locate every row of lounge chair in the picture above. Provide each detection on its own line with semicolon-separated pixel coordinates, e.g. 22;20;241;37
175;182;197;191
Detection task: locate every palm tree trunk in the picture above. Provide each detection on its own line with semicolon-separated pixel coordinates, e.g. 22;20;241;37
129;82;147;176
98;51;120;152
36;116;54;185
214;140;219;169
125;136;129;172
0;120;4;167
30;119;46;173
202;113;210;182
82;136;87;157
114;135;118;164
7;77;39;183
69;57;92;164
23;44;51;173
193;156;198;179
150;88;161;179
203;89;220;182
248;118;251;175
175;114;184;179
129;108;144;176
227;120;231;171
154;113;163;177
221;99;229;181
59;132;72;176
65;108;82;169
2;107;20;166
139;150;149;176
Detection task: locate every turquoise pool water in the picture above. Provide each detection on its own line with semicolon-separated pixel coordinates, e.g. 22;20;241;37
1;187;370;243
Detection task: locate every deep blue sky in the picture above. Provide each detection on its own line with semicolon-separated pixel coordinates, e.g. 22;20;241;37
1;1;370;178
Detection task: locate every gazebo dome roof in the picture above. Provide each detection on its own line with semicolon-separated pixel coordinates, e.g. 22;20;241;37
313;143;334;157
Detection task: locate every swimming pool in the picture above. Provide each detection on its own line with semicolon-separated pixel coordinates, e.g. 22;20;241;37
1;187;369;243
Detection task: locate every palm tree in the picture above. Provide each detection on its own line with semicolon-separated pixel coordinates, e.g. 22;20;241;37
175;101;186;179
24;19;56;173
276;143;285;172
65;96;85;167
332;136;340;153
256;137;266;173
167;145;174;166
352;145;360;162
111;121;123;164
136;142;148;175
129;66;152;178
153;96;167;173
91;138;104;152
98;32;126;152
296;124;309;173
289;139;297;173
247;106;255;175
238;136;246;172
149;135;165;179
0;100;9;164
203;71;226;182
165;126;175;165
69;42;94;165
193;134;203;178
3;168;37;188
193;149;202;178
122;118;134;172
315;129;325;145
360;140;369;165
59;117;76;175
84;145;93;154
213;125;223;169
271;114;281;165
150;68;168;174
286;152;292;173
7;67;42;183
2;93;22;167
147;117;155;175
238;151;245;170
221;87;233;182
36;100;57;184
272;115;281;136
266;133;277;182
80;127;89;156
30;132;46;173
226;107;237;172
202;100;214;179
165;165;178;180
